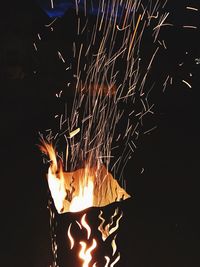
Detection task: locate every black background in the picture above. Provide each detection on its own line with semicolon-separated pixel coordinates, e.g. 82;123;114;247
0;0;200;266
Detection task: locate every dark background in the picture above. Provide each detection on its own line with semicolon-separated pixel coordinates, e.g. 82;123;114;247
0;0;200;266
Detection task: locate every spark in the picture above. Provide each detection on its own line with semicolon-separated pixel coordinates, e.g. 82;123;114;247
69;128;80;138
116;24;130;31
59;90;63;97
50;0;54;9
148;11;159;19
182;25;197;29
141;168;145;174
163;75;170;92
153;13;172;30
182;80;192;89
195;58;200;64
131;140;137;149
57;51;65;63
143;125;157;135
162;39;167;49
33;42;37;51
127;14;142;59
186;6;198;12
37;33;41;40
45;18;58;27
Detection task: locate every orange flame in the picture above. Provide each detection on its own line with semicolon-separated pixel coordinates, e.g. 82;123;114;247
111;235;117;256
67;223;74;250
98;209;122;266
67;214;97;266
69;168;94;212
67;212;122;266
104;256;111;267
79;214;97;267
110;253;120;267
79;238;97;267
98;208;123;241
81;214;91;240
104;254;120;267
40;142;67;213
40;141;130;214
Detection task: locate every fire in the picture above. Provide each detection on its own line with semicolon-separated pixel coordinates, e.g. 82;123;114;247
68;214;97;267
67;223;74;249
81;214;91;240
67;211;122;266
69;170;94;212
40;141;130;214
79;239;97;267
111;235;117;256
41;141;126;265
104;256;111;267
80;215;96;267
104;254;121;267
40;142;66;213
98;208;123;241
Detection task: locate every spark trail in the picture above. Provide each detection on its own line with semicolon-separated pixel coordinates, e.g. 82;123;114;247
41;0;169;185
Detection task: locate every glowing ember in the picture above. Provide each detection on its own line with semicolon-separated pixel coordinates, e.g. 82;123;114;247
41;141;130;213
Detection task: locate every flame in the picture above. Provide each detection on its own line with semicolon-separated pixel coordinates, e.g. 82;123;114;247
104;256;111;267
68;214;97;266
110;253;120;267
79;239;97;267
40;141;130;214
69;169;94;212
104;254;121;267
40;142;67;213
98;208;123;241
67;223;74;250
98;210;122;266
67;211;122;266
111;235;117;256
81;214;91;240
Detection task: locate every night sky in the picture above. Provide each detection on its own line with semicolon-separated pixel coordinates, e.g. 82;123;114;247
0;1;200;266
